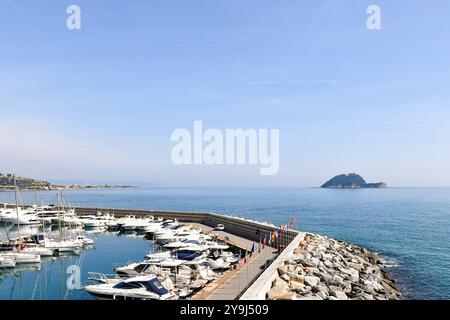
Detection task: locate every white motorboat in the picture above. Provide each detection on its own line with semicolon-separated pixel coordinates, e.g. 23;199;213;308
204;241;229;250
0;252;41;264
21;246;55;257
114;215;136;229
0;256;16;268
115;260;192;288
81;214;114;228
145;220;180;234
84;275;177;300
153;229;206;245
1;208;40;225
76;235;95;246
122;218;153;231
145;250;172;261
37;216;54;225
115;261;162;278
59;216;84;227
44;240;82;253
164;237;220;250
213;251;240;264
199;258;231;270
106;220;119;230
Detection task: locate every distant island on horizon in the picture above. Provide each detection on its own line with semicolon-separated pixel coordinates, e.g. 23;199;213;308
0;173;138;191
321;173;387;189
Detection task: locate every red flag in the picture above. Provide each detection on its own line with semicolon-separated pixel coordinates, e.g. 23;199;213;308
262;236;267;250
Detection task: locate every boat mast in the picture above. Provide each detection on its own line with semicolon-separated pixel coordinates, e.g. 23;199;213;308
13;175;21;251
57;192;63;241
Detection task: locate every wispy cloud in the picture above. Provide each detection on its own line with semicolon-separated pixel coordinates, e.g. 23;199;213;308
246;80;337;86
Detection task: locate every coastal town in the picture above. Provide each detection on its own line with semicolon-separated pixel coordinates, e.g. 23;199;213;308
0;173;137;191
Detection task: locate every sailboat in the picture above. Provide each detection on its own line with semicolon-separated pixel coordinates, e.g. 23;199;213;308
0;176;41;264
42;192;84;253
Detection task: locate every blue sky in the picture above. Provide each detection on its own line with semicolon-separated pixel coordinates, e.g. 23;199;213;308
1;0;450;186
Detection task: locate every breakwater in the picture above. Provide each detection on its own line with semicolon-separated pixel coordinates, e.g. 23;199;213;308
252;233;401;300
74;207;298;244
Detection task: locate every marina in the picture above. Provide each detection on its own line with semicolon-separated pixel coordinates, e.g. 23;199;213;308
1;201;296;300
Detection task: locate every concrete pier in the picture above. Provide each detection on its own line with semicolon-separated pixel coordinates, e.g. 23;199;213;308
189;223;278;300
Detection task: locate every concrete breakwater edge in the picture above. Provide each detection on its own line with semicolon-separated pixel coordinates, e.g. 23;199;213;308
266;233;402;300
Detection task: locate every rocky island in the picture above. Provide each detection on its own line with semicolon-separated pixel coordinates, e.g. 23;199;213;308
321;173;387;189
0;173;137;191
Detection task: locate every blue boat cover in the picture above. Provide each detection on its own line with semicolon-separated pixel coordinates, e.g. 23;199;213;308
172;250;202;261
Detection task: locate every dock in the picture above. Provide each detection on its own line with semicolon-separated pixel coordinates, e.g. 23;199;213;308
189;223;278;300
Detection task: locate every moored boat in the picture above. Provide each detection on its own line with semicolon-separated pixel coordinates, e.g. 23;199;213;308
84;275;177;300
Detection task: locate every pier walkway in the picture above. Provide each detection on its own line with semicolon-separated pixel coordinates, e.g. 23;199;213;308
189;223;278;300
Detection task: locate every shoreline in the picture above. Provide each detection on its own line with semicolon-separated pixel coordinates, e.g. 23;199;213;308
0;186;139;192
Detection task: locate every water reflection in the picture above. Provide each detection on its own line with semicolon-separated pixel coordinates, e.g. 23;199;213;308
0;227;153;300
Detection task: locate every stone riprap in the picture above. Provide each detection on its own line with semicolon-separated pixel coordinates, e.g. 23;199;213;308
268;233;401;300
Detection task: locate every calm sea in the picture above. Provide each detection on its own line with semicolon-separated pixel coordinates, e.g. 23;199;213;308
1;187;449;300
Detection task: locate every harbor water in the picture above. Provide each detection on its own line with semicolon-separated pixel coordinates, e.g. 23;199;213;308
1;187;450;300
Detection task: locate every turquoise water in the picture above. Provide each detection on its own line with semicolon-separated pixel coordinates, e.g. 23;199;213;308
1;187;450;300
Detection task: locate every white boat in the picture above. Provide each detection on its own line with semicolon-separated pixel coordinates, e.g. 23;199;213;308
122;218;152;231
84;275;177;300
153;229;207;244
0;252;41;264
1;208;40;225
115;261;163;278
37;216;54;225
164;238;223;250
199;258;231;270
145;250;172;261
44;240;82;252
0;256;16;268
106;220;119;230
204;241;229;250
82;214;114;228
114;260;192;288
76;235;95;246
115;215;136;228
144;220;179;234
21;246;55;257
214;251;240;264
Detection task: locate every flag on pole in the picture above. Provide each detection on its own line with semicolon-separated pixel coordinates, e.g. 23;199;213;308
258;237;261;253
272;231;278;243
262;236;267;250
250;243;255;257
244;250;249;264
268;232;272;246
